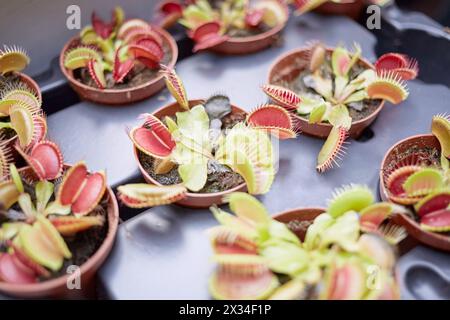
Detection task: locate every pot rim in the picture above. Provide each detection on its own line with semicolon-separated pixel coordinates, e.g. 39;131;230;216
267;46;386;127
221;1;289;44
133;99;248;199
59;26;178;95
0;164;119;295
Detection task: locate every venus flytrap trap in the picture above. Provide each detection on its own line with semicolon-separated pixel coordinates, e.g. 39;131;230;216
0;46;47;180
158;0;288;52
0;139;109;285
206;188;403;300
118;66;295;208
63;6;170;90
264;42;418;173
383;115;450;234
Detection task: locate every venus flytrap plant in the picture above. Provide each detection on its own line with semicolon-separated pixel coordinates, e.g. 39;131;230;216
206;188;402;300
159;0;287;52
64;7;168;90
264;42;418;173
0;143;108;284
384;115;450;234
118;66;295;207
290;0;391;16
0;46;47;180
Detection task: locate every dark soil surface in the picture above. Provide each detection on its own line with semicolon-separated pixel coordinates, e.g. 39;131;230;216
274;54;382;122
0;173;109;282
138;112;246;194
75;41;173;90
384;145;441;176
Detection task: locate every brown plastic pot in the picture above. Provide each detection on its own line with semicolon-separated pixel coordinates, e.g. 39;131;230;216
315;0;365;20
268;47;385;139
209;2;289;55
134;99;247;208
59;26;178;106
0;165;119;298
379;134;450;252
273;207;326;241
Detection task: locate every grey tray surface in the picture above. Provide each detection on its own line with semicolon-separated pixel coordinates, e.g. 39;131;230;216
398;246;450;300
87;14;449;299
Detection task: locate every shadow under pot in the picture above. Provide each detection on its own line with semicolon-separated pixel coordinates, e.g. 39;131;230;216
273;207;326;241
0;165;119;298
267;47;385;139
134;100;247;208
59;26;178;106
379;134;450;252
209;2;289;55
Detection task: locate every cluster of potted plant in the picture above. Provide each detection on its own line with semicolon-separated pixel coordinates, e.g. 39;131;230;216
157;0;289;54
206;186;404;299
290;0;391;19
117;66;296;208
264;42;418;172
380;115;450;251
0;139;118;298
60;6;178;105
0;45;47;180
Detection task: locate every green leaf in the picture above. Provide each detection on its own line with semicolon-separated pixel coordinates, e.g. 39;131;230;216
332;46;351;78
309;102;327;124
176;105;211;152
334;75;349;100
403;168;444;197
227;192;270;226
18;193;36;220
164;116;179;134
178;157;208;192
260;243;308;276
9;164;23;193
181;0;214;29
0;222;26;240
328;105;352;130
431;115;450;159
35;181;54;213
328;184;374;218
210;206;258;240
45;201;72;216
296;96;326;115
267;220;301;245
320;211;360;251
216;125;275;195
308;73;333;100
304;213;334;250
344;90;367;105
351;69;376;91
